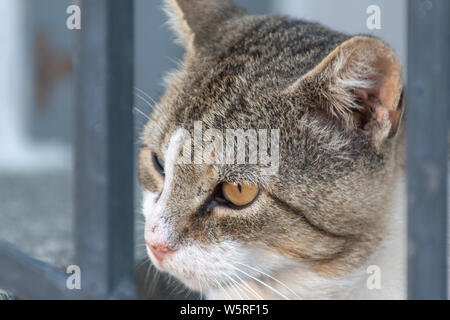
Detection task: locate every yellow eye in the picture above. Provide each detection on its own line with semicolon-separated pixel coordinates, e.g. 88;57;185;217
222;182;259;207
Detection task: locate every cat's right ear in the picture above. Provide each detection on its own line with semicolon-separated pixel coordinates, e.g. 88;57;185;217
287;36;404;150
164;0;246;52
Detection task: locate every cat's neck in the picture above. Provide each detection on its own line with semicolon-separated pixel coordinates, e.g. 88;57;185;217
207;176;407;300
349;175;407;299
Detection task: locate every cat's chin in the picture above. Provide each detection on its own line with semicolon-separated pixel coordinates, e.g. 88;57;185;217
145;242;277;290
146;242;317;299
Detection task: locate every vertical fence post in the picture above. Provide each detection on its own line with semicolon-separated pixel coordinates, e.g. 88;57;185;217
74;0;135;299
407;0;449;300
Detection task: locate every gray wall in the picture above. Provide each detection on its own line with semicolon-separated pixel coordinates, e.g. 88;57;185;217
272;0;407;72
134;0;272;131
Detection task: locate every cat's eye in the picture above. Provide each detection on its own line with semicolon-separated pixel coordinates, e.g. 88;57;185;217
152;153;165;176
221;182;259;207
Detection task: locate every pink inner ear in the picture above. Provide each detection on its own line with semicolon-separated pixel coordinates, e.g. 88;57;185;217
290;36;403;140
352;88;376;129
377;57;402;113
373;55;403;137
349;47;403;135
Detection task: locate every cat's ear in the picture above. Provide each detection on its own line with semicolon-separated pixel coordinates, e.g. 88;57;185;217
293;36;404;149
164;0;246;51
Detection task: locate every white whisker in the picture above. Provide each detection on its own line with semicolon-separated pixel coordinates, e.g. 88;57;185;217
215;279;232;300
223;273;250;300
197;278;203;300
221;273;242;300
232;272;264;300
133;106;150;121
134;93;154;112
231;265;289;300
236;262;301;299
134;87;157;104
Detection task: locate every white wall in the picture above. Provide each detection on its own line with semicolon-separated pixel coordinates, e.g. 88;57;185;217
0;0;28;167
272;0;407;72
0;0;70;172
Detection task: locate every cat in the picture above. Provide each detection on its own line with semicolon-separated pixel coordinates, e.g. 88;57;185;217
139;0;406;300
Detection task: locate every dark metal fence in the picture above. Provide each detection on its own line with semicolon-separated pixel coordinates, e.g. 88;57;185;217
0;0;135;299
0;0;448;300
74;0;135;299
407;0;449;299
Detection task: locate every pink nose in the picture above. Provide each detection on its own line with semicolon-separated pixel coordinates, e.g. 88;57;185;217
145;240;176;262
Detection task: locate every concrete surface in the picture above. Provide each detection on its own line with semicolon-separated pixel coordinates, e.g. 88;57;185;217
0;170;196;299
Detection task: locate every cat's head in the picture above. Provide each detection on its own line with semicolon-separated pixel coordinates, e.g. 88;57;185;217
139;0;404;298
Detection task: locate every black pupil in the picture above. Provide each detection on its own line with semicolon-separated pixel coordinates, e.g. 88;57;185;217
237;184;242;192
153;153;165;175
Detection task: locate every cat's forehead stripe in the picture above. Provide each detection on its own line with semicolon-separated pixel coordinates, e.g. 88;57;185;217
164;128;187;173
154;128;188;214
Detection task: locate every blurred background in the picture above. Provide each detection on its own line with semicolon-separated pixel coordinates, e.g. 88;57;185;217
1;0;445;299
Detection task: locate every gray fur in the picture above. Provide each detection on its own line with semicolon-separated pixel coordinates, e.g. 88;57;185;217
140;0;405;288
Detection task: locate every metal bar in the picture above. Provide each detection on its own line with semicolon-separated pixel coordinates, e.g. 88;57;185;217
74;0;135;299
0;240;89;299
407;0;449;300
